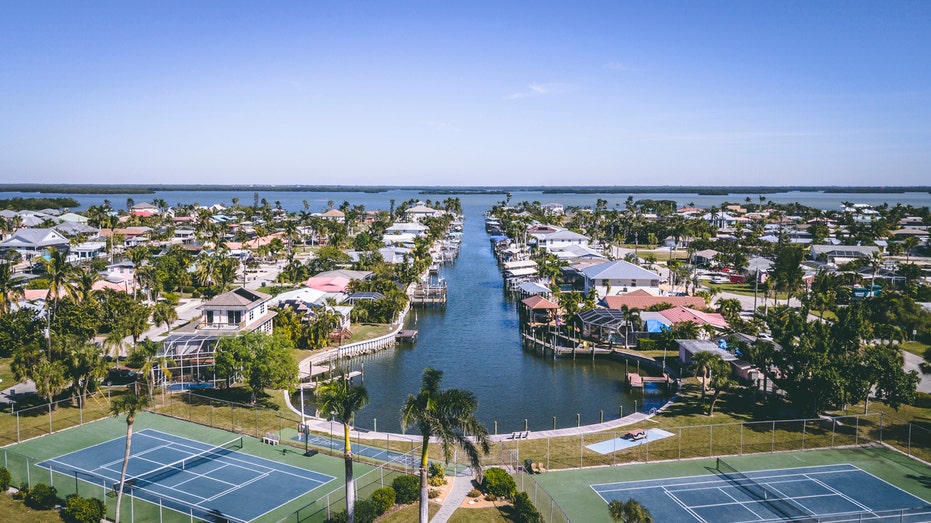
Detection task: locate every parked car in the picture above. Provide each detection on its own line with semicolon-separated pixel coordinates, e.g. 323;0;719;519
104;367;138;386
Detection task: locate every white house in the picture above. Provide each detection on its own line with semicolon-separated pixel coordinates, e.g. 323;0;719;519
527;227;590;251
0;228;70;259
579;260;662;297
198;287;276;334
385;222;428;236
405;203;440;222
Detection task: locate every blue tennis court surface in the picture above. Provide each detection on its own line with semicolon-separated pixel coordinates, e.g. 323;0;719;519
39;429;335;523
293;433;421;469
593;464;931;522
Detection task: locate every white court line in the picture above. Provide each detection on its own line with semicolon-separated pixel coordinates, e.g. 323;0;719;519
662;484;709;523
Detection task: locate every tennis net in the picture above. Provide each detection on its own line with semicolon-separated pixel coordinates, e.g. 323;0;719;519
716;458;814;521
114;435;243;493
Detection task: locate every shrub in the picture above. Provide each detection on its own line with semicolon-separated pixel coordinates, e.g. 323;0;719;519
353;499;378;523
638;339;656;351
467;488;482;498
370;487;396;515
63;494;106;523
512;491;544;523
428;488;440;499
12;482;28;500
0;467;11;491
428;462;447;485
482;467;516;500
24;482;58;510
392;474;420;505
428;462;445;478
484;493;497;502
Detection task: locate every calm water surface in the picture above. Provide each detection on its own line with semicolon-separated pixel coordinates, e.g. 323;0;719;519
6;188;929;433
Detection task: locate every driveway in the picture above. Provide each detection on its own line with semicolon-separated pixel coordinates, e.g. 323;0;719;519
902;351;931;394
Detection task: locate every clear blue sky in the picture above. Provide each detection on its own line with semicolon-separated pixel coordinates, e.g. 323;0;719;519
1;1;929;186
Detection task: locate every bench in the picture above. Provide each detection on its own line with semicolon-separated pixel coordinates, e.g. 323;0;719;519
262;433;280;445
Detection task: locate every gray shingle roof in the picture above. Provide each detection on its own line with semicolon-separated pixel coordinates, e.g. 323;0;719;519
580;260;660;281
203;287;270;308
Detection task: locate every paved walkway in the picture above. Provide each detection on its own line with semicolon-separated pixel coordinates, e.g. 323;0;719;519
432;470;477;523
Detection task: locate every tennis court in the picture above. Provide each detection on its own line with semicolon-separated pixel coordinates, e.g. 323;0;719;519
593;462;931;522
38;429;335;523
293;432;421;469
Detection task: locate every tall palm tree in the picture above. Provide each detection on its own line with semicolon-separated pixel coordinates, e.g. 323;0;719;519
401;368;490;523
0;259;24;314
315;375;369;523
74;267;100;303
111;392;149;523
43;247;78;313
689;350;718;400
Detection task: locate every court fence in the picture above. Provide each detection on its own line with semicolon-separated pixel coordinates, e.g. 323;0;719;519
0;388;132;447
7;389;931;522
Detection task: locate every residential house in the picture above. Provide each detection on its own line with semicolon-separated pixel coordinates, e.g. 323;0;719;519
578;260;662;297
527;227;590;251
198;287;275;334
809;245;880;265
0;228;70;259
385;222;428;236
405;202;440;222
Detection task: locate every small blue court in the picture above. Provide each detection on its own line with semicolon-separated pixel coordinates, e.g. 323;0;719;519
293;432;421;469
593;463;931;522
38;429;335;523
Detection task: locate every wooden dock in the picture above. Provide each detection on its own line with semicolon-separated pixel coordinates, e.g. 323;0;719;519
395;329;418;342
521;333;613;358
410;281;447;306
626;372;670;390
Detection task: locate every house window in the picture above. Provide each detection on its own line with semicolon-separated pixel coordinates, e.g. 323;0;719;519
249;310;254;321
228;311;242;325
206;311;214;325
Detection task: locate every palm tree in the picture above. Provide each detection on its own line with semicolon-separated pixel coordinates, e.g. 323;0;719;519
401;368;490;523
0;259;24;314
111;392;149;523
690;350;718;400
151;301;178;333
314;375;369;523
903;236;920;264
43;247;78;313
706;354;734;416
74;267;100;303
609;498;654;523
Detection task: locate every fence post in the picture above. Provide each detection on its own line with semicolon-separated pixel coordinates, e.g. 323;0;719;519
879;412;884;444
48;403;53;434
678;427;682;460
709;425;713;457
802;420;807;450
740;423;743;455
17;412;21;442
832;418;836;448
855;416;860;446
771;420;776;452
908;423;912;456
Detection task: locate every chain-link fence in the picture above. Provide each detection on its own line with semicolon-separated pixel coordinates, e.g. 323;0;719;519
0;388;132;446
9;388;931;523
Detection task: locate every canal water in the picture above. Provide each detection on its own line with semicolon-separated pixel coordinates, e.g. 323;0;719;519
6;187;927;434
330;202;668;434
